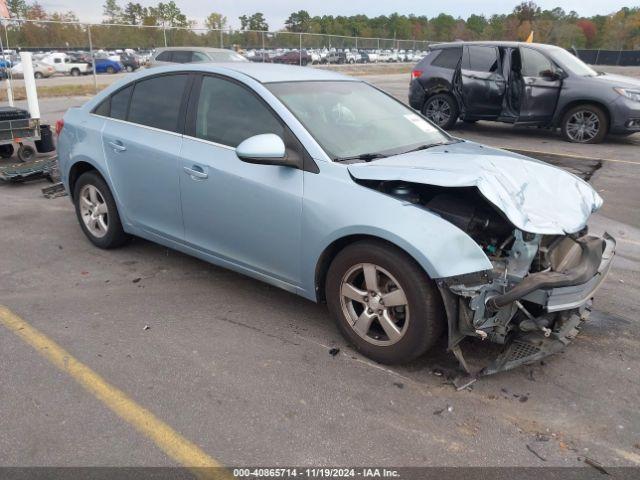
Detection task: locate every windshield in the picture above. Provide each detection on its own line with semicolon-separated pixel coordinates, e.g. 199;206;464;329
267;81;450;160
548;47;598;77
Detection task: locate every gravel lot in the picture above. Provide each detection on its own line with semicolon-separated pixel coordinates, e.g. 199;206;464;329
1;67;639;472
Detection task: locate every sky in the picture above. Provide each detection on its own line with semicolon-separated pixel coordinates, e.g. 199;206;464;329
40;0;638;28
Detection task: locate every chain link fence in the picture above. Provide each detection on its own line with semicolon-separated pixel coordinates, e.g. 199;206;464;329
0;18;433;62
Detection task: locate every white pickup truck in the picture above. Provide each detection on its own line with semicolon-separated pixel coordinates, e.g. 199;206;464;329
41;53;92;77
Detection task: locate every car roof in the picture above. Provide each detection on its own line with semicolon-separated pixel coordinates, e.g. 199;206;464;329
155;46;239;53
138;62;356;84
430;41;559;50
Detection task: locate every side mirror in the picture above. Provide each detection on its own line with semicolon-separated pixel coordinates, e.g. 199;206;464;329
541;69;561;81
236;134;296;167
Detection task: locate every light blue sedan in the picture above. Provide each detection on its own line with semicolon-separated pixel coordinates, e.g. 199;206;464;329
57;63;614;377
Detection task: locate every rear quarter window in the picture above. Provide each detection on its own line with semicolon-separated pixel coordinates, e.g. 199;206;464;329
128;74;189;132
431;47;463;69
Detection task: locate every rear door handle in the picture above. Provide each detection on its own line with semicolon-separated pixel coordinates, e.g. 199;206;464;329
183;165;208;180
108;140;126;152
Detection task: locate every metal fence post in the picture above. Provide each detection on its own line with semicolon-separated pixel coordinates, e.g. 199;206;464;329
299;33;302;66
87;25;98;94
219;28;223;48
162;23;167;47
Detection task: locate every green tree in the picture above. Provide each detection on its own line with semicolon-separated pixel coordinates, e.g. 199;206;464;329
239;12;268;31
102;0;122;23
7;0;28;19
285;10;311;32
122;3;146;25
205;12;227;31
466;14;488;39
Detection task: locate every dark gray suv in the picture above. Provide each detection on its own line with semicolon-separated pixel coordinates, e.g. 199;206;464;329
409;41;640;143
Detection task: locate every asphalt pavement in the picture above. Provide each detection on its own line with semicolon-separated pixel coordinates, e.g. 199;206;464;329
0;72;639;471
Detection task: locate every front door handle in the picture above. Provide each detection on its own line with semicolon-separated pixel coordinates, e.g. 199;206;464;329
183;165;208;180
108;140;126;152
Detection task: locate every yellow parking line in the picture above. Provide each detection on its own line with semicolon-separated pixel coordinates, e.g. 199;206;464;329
0;305;227;479
501;147;640;166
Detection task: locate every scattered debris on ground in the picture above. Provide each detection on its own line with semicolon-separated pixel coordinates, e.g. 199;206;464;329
328;347;340;356
42;181;67;198
526;444;547;462
433;405;454;416
393;382;404;389
581;456;609;475
132;277;141;283
143;325;150;331
0;154;58;183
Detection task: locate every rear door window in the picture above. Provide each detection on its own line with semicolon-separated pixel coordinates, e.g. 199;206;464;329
464;46;499;73
128;74;189;132
431;48;462;69
155;50;172;61
110;85;133;120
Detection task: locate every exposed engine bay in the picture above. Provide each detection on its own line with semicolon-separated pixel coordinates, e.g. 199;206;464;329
360;179;616;384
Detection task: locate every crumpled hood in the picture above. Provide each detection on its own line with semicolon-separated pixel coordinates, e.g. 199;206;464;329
348;142;603;235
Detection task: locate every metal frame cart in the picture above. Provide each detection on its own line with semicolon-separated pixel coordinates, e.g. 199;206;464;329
0;116;39;162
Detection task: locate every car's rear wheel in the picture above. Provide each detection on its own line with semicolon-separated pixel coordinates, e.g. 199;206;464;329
126;65;134;72
326;240;444;364
73;171;129;249
106;66;115;74
422;93;459;130
70;68;80;77
34;71;44;79
561;104;608;143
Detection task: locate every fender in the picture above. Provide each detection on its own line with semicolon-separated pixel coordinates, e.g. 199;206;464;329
299;164;492;301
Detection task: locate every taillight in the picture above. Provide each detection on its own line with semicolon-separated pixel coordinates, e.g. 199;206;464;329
411;69;423;79
55;119;64;136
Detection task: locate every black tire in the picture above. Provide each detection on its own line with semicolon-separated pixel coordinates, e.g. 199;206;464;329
106;66;115;74
301;59;308;67
0;144;14;158
70;68;80;77
73;171;130;249
561;104;608;144
17;144;35;162
126;65;134;72
326;240;444;364
422;93;459;130
34;71;44;79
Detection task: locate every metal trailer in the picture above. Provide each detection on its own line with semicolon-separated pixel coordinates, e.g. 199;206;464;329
0;116;40;162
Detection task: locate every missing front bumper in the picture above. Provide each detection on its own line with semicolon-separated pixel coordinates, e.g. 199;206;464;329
444;233;616;387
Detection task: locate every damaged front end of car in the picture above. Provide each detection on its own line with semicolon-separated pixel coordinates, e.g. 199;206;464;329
347;147;616;383
437;227;615;386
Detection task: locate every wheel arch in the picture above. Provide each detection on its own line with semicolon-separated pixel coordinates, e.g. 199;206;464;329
555;99;612;131
68;160;107;199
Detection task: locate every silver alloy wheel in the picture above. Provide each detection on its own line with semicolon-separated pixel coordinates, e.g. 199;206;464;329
79;184;109;238
566;110;600;142
425;98;451;126
339;263;410;346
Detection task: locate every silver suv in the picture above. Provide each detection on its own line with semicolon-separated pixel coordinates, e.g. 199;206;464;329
149;47;247;67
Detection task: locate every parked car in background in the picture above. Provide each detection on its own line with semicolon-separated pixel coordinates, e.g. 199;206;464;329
95;58;122;74
271;50;313;66
58;63;614;375
41;52;92;76
11;61;56;79
120;52;141;72
149;47;247;67
409;41;640;143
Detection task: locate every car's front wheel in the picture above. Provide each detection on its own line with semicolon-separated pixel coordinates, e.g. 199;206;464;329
73;171;129;249
561;104;608;143
326;240;444;364
422;93;459;130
